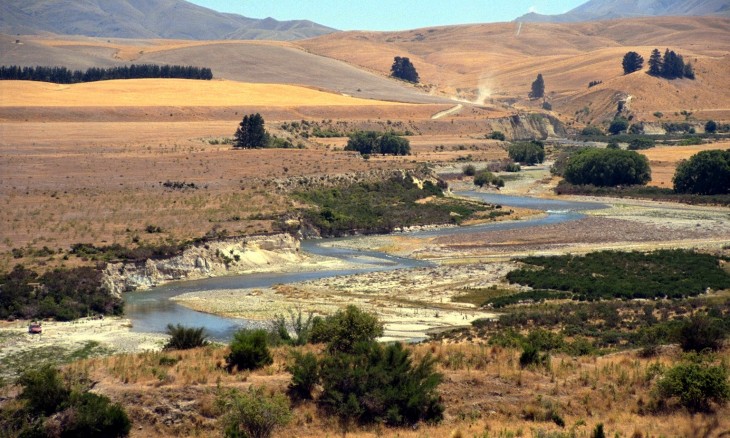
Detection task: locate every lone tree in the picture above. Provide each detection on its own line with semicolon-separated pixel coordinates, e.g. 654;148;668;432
529;73;545;99
390;56;419;83
234;113;269;148
673;149;730;195
622;51;644;74
648;48;663;76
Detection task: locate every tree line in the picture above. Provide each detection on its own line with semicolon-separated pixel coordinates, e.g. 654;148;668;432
0;64;213;84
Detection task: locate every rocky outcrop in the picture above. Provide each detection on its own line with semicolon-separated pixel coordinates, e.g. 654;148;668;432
486;113;568;140
102;234;301;296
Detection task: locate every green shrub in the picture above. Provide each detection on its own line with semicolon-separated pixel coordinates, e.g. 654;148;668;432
12;366;131;437
474;170;504;188
506;250;730;301
592;423;606;438
581;126;603;136
654;356;730;412
219;386;291;438
489;131;506;141
508;141;545;165
226;329;273;372
63;392;131;438
563;148;650;187
318;342;443;428
673;149;730;195
628;137;655;150
608;118;629;135
17;365;70;416
310;305;383;353
519;344;549;369
164;324;209;350
286;351;319;400
705;120;717;134
462;164;477;176
678;314;727;352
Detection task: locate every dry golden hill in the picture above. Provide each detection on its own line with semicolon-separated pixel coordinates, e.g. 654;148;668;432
0;34;447;104
0;79;409;107
299;16;730;125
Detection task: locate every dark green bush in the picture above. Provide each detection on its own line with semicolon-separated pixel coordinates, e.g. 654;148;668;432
673;149;730;195
226;329;273;372
462;164;477;176
286;351;319;400
592;423;606;438
519;344;549;369
218;386;291;438
164;324;209;350
489;131;506;141
581;126;604;136
318;342;443;428
508;141;545;165
63;392;132;438
628;137;655;150
473;170;504;188
678;314;727;352
17;365;70;416
10;366;131;437
563;148;650;187
294;174;487;236
310;305;383;353
506;250;730;301
608;118;629;135
0;265;123;321
654;356;730;412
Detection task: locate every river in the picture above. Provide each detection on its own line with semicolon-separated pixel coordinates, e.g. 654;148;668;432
124;193;606;341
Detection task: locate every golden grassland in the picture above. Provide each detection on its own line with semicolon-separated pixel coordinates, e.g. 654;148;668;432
0;79;408;107
62;341;730;437
640;143;730;188
300;16;730;124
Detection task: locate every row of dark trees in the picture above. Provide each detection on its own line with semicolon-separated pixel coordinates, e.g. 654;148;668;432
345;131;411;155
648;49;694;79
0;64;213;84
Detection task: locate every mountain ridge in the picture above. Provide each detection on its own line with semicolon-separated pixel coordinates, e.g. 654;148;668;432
0;0;337;41
517;0;730;22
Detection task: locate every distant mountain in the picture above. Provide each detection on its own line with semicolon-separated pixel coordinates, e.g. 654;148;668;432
517;0;730;22
0;0;337;41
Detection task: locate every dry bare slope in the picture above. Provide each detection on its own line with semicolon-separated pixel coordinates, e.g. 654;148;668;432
517;0;730;22
0;0;336;41
0;79;409;107
300;16;730;123
0;35;449;105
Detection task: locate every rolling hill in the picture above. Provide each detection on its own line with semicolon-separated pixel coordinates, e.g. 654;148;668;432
517;0;730;22
0;0;336;41
299;16;730;124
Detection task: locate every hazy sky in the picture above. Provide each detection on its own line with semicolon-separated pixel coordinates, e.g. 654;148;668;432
187;1;587;31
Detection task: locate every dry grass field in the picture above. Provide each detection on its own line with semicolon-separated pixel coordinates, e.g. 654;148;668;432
59;341;729;438
640;142;730;187
300;16;730;124
0;79;410;107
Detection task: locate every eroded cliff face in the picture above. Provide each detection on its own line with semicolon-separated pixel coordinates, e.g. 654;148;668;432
487;113;568;140
102;234;301;296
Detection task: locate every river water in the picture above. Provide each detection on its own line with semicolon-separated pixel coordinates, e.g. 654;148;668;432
124;193;606;341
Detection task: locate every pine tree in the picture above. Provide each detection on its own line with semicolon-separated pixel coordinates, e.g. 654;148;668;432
390;57;419;83
648;49;662;76
683;62;695;80
234;113;269;149
622;51;644;74
529;73;545;99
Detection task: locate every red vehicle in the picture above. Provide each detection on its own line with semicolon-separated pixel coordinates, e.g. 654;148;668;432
28;322;42;334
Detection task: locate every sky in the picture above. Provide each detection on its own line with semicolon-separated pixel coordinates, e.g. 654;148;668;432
187;1;588;31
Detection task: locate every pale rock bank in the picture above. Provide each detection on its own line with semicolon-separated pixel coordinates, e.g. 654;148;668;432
102;234;302;296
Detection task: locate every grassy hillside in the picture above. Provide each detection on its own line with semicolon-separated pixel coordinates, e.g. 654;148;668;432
300;17;730;124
